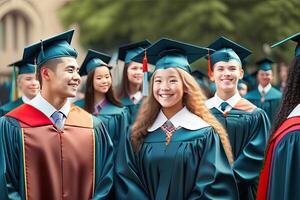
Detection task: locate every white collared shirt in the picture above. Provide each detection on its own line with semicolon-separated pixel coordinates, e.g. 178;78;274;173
27;93;71;124
130;91;143;104
205;92;242;113
258;84;272;95
288;104;300;118
148;106;210;132
22;95;31;104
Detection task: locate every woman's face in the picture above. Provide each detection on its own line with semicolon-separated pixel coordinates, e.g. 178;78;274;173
127;61;143;86
93;66;112;94
18;73;40;99
153;68;184;110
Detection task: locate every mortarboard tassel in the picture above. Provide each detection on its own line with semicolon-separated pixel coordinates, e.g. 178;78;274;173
40;40;45;63
207;49;213;78
142;50;148;96
9;64;18;101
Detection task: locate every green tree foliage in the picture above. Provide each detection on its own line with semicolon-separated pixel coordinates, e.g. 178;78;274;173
60;0;300;65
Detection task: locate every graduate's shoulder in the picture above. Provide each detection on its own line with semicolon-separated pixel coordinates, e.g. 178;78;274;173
120;97;133;106
0;114;22;128
244;89;260;100
73;99;85;108
0;98;23;113
233;98;258;113
101;103;128;115
276;129;300;151
267;87;282;99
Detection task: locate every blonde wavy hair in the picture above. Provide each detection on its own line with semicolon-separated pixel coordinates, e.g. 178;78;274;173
131;68;234;164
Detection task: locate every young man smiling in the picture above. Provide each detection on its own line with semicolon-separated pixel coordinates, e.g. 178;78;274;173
245;58;282;123
0;30;113;200
205;37;270;200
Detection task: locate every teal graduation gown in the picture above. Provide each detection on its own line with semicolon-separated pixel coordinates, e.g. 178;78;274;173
0;104;114;200
115;127;239;200
245;87;282;123
121;97;142;125
267;129;300;200
209;99;270;200
0;97;23;117
75;99;129;156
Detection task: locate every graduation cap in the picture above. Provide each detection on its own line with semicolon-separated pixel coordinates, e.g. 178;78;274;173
132;38;210;96
118;40;151;64
191;69;211;90
271;32;300;57
8;60;36;75
132;38;211;74
191;69;208;80
208;36;252;67
22;29;78;67
7;60;36;101
79;49;112;76
256;58;274;71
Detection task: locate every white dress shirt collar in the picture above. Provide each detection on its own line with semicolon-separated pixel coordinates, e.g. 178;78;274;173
148;106;210;132
258;83;272;94
288;104;300;118
22;95;31;104
130;91;143;104
205;92;241;112
27;93;71;119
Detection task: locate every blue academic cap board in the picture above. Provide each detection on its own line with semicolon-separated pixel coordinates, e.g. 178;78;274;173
118;40;152;64
23;29;78;67
207;36;252;66
256;58;274;71
132;38;211;74
271;32;300;57
79;49;112;76
8;60;36;75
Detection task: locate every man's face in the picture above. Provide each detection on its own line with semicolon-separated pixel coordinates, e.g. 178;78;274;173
212;60;244;93
46;57;81;98
257;70;272;87
18;74;40;99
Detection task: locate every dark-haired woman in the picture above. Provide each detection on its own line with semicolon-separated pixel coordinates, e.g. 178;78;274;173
257;32;300;200
75;49;129;156
117;40;151;125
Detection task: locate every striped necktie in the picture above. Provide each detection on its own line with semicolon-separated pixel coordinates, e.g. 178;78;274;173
161;120;177;145
51;111;64;130
261;90;265;103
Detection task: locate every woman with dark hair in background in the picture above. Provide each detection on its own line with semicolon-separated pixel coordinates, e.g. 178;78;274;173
257;32;300;200
117;40;151;125
75;49;129;155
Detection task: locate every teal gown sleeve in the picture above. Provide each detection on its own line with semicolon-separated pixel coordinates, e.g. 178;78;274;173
115;127;239;200
211;107;270;199
98;107;130;157
187;128;239;200
232;109;270;199
114;129;149;200
245;88;282;123
74;99;85;108
92;117;114;200
267;130;300;200
0;108;4;117
121;98;142;125
0;117;26;200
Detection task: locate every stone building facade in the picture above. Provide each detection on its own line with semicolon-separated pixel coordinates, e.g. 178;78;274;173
0;0;83;78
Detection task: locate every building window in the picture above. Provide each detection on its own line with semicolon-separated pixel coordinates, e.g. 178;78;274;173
0;11;30;52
